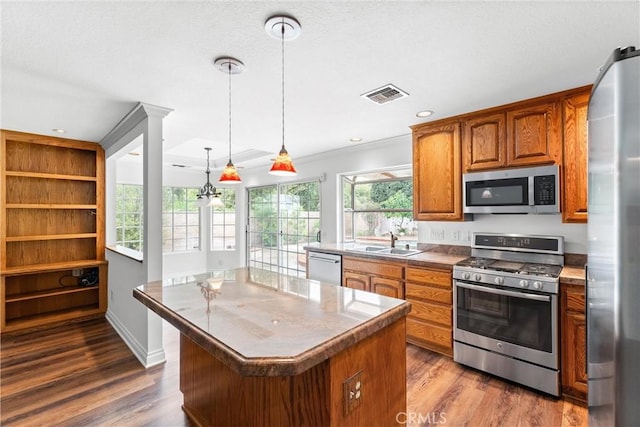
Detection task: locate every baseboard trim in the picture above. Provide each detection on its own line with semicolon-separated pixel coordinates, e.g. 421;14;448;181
106;309;166;368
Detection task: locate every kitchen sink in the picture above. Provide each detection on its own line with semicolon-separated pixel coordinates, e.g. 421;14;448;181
375;248;423;256
346;246;422;257
347;246;386;253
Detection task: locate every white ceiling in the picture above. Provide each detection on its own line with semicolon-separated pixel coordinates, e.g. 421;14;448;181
2;1;639;172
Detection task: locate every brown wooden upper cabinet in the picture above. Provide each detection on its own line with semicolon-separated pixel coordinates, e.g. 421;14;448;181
462;98;562;172
562;90;590;223
413;85;591;223
411;120;464;221
462;112;506;171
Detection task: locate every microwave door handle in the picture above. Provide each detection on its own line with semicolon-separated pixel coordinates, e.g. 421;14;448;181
455;281;550;302
528;175;535;206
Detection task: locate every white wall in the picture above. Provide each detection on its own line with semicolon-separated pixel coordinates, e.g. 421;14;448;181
418;215;587;254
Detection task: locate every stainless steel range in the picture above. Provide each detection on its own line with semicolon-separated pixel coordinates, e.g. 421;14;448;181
452;232;564;396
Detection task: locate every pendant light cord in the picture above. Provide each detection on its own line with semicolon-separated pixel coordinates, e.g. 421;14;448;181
228;62;232;163
281;19;285;151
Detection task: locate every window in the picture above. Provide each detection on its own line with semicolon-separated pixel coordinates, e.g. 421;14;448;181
115;183;143;251
162;187;201;252
211;188;236;251
342;167;416;245
247;181;321;277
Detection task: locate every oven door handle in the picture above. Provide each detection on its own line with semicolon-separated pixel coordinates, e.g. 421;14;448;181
455;281;551;302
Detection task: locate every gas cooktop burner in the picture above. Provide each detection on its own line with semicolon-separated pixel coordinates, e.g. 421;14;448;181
456;257;562;278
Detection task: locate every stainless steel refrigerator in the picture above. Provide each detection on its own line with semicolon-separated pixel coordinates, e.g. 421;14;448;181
587;46;640;426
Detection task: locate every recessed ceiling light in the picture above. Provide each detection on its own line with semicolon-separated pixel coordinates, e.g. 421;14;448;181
52;128;66;134
416;110;434;118
350;137;363;143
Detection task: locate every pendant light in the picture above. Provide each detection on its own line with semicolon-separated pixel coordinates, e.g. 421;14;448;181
265;15;301;176
196;147;224;208
215;57;244;184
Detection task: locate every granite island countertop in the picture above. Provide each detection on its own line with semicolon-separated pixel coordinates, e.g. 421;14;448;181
134;267;411;377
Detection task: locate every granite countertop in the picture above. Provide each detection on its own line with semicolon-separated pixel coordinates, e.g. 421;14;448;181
559;265;586;285
305;243;469;269
133;267;411;377
305;243;587;283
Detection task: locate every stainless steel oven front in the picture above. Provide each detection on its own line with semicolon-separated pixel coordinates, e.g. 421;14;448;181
453;279;560;395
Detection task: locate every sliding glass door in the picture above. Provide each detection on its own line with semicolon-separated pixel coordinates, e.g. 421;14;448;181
247;181;321;277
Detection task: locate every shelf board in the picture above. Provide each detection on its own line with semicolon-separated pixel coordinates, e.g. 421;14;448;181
5;171;97;182
5;233;97;242
6;286;99;303
3;306;103;332
5;204;97;210
1;260;107;276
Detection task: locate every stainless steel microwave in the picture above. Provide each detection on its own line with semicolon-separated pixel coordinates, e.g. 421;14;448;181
463;165;560;214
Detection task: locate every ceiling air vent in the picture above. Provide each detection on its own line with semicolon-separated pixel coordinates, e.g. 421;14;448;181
361;84;409;105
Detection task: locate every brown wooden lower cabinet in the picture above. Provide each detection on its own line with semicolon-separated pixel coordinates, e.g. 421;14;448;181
560;282;588;402
180;318;407;426
342;257;404;299
405;266;453;356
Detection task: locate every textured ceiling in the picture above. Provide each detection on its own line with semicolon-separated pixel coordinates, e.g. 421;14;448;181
2;1;639;171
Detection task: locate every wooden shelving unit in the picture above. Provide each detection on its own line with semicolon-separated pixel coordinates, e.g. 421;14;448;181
1;130;107;333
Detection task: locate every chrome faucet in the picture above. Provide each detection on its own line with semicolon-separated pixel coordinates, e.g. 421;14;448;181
389;231;398;248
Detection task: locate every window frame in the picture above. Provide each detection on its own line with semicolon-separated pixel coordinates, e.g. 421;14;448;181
162;186;201;253
210;187;237;251
341;167;414;244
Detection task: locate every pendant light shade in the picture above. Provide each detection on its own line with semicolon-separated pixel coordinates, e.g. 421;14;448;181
266;15;301;176
269;146;297;176
219;161;242;183
214;57;244;184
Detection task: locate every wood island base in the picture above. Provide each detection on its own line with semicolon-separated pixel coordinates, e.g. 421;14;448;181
179;318;407;427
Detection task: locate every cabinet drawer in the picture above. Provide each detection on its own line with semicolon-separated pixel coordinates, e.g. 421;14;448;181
407;318;452;349
343;257;403;279
405;267;450;287
405;283;452;304
408;300;451;327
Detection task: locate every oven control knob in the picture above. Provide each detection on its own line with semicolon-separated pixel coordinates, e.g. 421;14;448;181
494;277;504;285
533;281;543;290
474;274;482;281
462;272;471;280
519;280;529;288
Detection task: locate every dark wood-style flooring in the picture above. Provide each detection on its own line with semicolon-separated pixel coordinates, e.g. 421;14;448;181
1;318;587;426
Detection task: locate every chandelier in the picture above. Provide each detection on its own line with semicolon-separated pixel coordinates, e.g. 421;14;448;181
196;147;224;208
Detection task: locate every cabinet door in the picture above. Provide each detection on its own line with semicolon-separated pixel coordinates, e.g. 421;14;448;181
563;91;590;223
561;283;588;401
370;276;403;299
462;112;506;172
412;121;463;221
562;311;588;399
506;101;562;167
342;271;369;291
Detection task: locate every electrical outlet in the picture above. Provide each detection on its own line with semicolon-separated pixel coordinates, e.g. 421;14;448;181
343;370;363;415
452;230;460;241
72;269;83;277
110;290;114;300
430;229;444;240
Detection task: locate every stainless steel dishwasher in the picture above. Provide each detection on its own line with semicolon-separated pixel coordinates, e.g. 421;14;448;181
307;252;342;286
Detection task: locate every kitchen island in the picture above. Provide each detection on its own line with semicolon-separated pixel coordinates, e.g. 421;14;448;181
133;267;411;426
